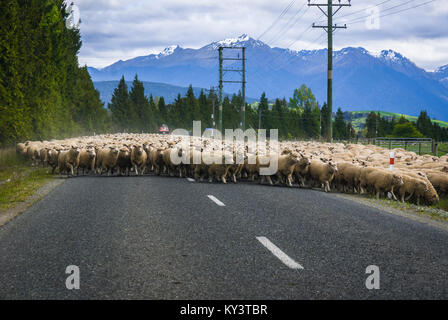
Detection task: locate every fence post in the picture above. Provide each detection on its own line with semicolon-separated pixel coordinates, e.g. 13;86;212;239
404;141;407;150
435;143;438;157
418;142;421;155
389;140;392;150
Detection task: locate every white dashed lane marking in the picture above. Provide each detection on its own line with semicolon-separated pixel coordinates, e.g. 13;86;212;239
256;236;304;270
186;178;195;182
207;195;226;207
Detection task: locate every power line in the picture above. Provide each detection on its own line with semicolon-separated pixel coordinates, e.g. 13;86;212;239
345;0;437;25
333;0;393;20
378;0;436;19
246;10;326;84
340;0;419;24
257;0;298;40
265;2;308;46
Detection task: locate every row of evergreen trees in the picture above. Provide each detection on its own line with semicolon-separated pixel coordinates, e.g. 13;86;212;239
364;111;448;141
0;0;109;147
109;78;448;142
109;80;341;140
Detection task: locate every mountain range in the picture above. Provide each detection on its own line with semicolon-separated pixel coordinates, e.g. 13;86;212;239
88;34;448;120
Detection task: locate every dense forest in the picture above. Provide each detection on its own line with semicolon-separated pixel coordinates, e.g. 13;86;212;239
108;76;448;141
108;78;354;140
0;0;109;147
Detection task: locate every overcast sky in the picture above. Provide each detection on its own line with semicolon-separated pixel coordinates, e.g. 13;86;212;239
74;0;448;71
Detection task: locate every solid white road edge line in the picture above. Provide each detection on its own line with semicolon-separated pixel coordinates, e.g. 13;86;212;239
207;195;226;207
256;236;304;270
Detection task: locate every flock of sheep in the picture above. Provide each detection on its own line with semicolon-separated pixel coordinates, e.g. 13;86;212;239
15;133;448;206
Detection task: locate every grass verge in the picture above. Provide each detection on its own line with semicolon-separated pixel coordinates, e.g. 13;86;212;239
343;192;448;223
0;148;53;211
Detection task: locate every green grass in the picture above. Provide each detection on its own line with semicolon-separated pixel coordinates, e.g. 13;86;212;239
435;196;448;213
0;148;52;211
437;143;448;157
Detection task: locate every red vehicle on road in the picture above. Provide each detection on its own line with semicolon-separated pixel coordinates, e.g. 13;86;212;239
159;124;169;135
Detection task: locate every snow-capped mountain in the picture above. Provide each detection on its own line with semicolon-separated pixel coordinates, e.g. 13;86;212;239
434;65;448;89
203;34;268;50
88;34;448;120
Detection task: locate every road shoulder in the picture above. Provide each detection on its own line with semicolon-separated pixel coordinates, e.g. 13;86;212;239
0;178;65;227
335;193;448;232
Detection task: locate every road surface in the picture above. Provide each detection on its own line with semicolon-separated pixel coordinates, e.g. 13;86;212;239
0;175;447;299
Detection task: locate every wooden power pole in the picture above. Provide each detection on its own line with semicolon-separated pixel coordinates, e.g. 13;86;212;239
308;0;351;142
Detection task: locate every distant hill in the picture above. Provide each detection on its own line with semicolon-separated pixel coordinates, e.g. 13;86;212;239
346;111;448;131
93;80;256;105
88;34;448;120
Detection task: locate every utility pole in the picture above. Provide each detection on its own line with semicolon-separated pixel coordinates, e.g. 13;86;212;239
219;48;223;134
258;108;262;130
218;46;247;133
241;47;246;131
308;0;351;142
206;86;217;130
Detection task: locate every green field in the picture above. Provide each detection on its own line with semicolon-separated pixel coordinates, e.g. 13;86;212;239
348;111;448;130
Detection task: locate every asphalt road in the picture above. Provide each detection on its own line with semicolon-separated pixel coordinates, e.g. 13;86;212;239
0;175;447;299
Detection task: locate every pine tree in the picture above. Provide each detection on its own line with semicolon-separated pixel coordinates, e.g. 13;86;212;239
258;92;269;129
302;101;319;139
158;96;168;125
333;108;347;140
416;110;433;138
129;75;149;132
148;94;159;132
365;112;378;138
109;76;131;131
184;85;200;130
320;103;329;139
198;90;211;128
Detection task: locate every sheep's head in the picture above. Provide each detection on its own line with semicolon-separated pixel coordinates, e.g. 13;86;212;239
134;145;144;156
328;161;338;173
298;156;311;167
392;174;404;187
425;188;439;204
119;147;129;157
109;146;119;155
281;148;292;155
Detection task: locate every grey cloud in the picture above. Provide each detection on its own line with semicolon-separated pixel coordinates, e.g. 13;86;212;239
74;0;448;70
